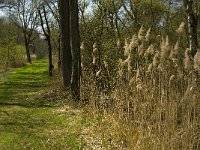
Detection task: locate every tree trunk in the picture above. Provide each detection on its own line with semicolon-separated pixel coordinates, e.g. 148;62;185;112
185;0;198;58
69;0;81;101
47;36;53;76
24;33;31;63
58;34;61;70
59;0;72;89
38;7;53;76
43;6;53;76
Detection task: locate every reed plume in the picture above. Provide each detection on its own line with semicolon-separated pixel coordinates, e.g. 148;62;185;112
184;48;193;70
176;22;185;34
194;50;200;73
138;25;145;41
145;28;151;42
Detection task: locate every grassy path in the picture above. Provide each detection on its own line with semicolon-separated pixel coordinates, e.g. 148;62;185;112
0;60;93;150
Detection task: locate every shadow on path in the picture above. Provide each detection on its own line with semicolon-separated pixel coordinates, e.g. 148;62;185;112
0;59;51;108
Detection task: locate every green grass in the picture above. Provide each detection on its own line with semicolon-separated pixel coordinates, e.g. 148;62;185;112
0;59;95;150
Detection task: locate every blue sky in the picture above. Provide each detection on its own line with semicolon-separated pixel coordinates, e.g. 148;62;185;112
0;11;4;15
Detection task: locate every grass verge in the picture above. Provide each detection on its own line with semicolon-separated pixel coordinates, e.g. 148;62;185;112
0;59;100;150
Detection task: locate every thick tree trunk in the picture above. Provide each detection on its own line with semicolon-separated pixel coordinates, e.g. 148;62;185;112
185;0;198;58
24;33;31;63
69;0;81;101
59;0;72;89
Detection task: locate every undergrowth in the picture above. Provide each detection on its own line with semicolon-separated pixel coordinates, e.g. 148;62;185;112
79;24;200;150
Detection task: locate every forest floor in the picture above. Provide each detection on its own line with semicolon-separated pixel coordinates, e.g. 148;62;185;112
0;60;104;150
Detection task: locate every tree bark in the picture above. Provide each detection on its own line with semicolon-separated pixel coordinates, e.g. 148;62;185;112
58;34;61;70
43;6;53;77
38;6;53;76
59;0;72;89
185;0;198;58
48;38;53;76
24;32;31;63
69;0;81;101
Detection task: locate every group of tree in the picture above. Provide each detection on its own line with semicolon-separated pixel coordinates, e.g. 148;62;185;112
0;0;81;101
58;0;81;101
0;17;25;70
0;0;200;148
0;0;200;101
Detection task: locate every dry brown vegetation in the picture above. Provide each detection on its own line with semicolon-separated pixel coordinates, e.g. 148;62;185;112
79;24;200;149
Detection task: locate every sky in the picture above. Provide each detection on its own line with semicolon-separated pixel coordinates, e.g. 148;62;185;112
0;11;5;16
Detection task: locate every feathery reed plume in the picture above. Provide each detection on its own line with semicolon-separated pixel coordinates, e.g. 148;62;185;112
169;41;181;66
129;35;139;50
118;69;123;78
80;41;84;50
165;35;170;46
93;42;97;50
124;39;130;56
160;36;166;50
147;63;153;72
148;44;155;55
124;55;132;73
124;57;129;64
81;62;84;68
96;69;101;77
124;39;129;49
170;41;179;62
92;58;96;65
158;63;163;72
176;22;185;34
93;43;98;54
129;77;135;86
117;39;121;48
80;42;84;68
194;50;200;73
123;38;133;74
169;75;175;85
119;58;126;67
103;60;108;68
157;35;161;41
138;25;145;41
174;40;180;54
92;43;98;66
153;52;160;67
160;36;170;63
184;48;193;70
144;44;155;58
169;75;175;81
138;43;144;56
128;61;132;73
136;68;141;83
172;41;185;69
145;28;151;42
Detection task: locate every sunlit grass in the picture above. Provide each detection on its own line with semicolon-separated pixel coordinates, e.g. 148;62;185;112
0;59;98;149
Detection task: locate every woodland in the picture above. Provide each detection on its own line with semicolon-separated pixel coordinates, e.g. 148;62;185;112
0;0;200;149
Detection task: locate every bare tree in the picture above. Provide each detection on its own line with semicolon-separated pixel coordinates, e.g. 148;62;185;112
0;0;16;8
38;4;53;76
45;0;61;70
8;0;38;63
